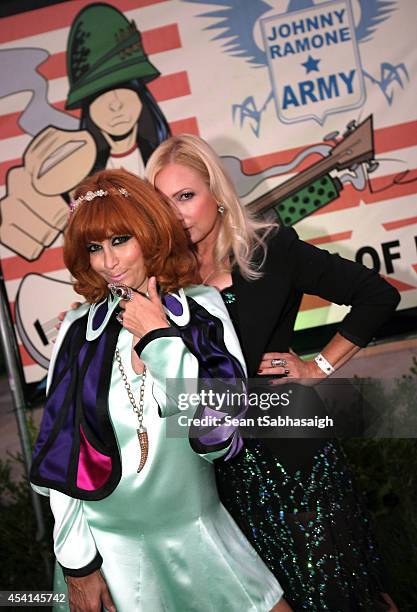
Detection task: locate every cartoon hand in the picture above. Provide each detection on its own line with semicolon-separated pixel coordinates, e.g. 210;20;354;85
0;126;96;261
0;164;69;260
24;126;96;196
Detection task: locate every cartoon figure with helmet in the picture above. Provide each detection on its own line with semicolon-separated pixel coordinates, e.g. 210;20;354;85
0;2;170;263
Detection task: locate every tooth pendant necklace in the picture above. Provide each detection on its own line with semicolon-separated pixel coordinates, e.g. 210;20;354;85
114;348;148;473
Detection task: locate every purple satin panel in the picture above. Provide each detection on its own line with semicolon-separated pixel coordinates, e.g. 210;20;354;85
91;300;109;330
197;404;245;461
164;294;183;316
198;408;234;444
176;298;248;460
82;332;108;437
34;338;89;482
38;394;76;483
77;425;112;490
33;322;106;483
33;368;72;459
189;315;238;381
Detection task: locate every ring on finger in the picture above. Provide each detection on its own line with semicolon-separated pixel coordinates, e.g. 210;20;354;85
109;283;134;301
271;358;287;368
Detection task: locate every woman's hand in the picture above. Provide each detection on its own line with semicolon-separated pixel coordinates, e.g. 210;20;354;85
66;570;116;612
118;277;170;338
258;349;326;385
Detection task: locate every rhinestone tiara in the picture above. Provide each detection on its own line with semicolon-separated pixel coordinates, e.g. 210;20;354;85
69;187;129;215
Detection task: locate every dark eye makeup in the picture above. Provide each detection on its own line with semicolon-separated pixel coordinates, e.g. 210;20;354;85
178;191;194;201
111;235;132;246
86;235;132;252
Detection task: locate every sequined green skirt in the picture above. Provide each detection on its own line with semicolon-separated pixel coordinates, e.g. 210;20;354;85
216;439;389;611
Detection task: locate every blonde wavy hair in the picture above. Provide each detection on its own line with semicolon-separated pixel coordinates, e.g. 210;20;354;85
145;134;276;280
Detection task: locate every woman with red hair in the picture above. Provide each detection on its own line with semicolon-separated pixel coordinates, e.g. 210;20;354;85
30;169;290;611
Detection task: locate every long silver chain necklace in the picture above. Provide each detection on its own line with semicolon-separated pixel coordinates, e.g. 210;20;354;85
114;348;148;473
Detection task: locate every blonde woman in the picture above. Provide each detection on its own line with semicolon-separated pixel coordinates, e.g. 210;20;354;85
145;134;399;611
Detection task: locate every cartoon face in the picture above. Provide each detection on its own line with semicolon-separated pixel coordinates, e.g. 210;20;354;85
154;163;221;247
87;234;147;291
89;88;143;137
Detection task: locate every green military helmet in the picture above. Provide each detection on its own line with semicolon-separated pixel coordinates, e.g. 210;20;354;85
66;2;160;109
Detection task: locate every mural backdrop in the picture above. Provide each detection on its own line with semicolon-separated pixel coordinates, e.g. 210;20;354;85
0;0;416;383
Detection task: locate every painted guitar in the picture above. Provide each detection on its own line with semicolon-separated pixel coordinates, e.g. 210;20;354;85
15;273;78;369
247;115;375;224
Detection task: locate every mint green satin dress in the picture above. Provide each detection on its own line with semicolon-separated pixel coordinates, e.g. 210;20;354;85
47;287;283;611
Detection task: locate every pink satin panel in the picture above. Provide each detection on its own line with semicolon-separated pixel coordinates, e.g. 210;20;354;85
77;425;112;490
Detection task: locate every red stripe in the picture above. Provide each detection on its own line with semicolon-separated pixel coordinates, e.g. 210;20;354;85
52;101;81;118
148;71;190;101
243;149;325;175
109;144;139;158
2;246;65;281
374;120;417;153
8;303;42;367
383;215;417;230
35;23;181;83
0;0;169;44
141;23;182;55
19;343;38;368
170;117;199;136
0;103;80;141
308;231;352;245
300;294;330;311
311;169;417;216
240;120;417;175
0;158;20;187
382;275;416;291
36;52;67;82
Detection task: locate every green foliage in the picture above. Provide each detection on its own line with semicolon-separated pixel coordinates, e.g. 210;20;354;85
342;358;417;609
343;437;417;609
0;452;54;593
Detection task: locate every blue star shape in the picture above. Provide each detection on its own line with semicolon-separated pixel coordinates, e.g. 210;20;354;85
302;55;321;73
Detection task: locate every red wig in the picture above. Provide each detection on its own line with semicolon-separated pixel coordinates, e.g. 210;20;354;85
64;169;199;302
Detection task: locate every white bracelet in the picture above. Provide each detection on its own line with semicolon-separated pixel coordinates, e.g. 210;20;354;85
314;353;335;375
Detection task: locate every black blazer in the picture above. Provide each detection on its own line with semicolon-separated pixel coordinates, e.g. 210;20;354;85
232;226;400;377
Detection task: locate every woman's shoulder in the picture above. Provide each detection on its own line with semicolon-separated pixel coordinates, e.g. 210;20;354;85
255;224;300;269
264;224;299;250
